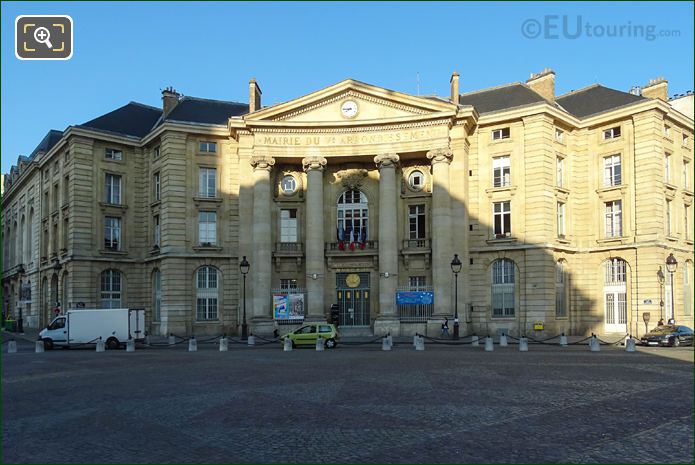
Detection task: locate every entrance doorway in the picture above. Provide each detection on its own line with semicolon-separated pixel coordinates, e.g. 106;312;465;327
604;259;628;333
336;272;370;326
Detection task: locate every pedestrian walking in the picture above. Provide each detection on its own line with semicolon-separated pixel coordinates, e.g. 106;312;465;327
441;317;450;337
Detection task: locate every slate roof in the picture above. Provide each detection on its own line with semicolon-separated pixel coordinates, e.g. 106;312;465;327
163;97;248;126
81;102;162;138
29;129;63;159
556;84;646;118
458;83;547;114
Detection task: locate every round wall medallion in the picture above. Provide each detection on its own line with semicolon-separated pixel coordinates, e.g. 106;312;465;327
280;175;297;195
345;273;361;288
341;100;359;118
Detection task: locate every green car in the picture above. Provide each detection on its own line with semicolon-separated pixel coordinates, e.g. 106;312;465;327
282;323;339;348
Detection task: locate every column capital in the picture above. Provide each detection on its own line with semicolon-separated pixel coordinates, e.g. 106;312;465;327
302;155;327;172
250;155;275;171
374;153;400;169
426;148;453;165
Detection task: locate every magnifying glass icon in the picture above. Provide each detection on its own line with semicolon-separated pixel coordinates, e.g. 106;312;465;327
33;27;53;49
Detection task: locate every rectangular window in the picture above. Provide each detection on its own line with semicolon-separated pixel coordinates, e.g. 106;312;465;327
555;263;566;318
493;201;511;238
199;141;217;153
63;176;69;206
492;261;515;317
198;211;217;245
153;215;160;247
556;156;564;188
153;271;161;321
555;128;564;143
683;134;690;147
685;204;690;241
53;183;59;211
105;148;123;160
684;161;690;191
153;146;160;159
603;126;621;140
557;202;566;237
665;153;671;184
280;279;298;290
492;156;511;188
153;172;161;201
409;276;427;290
199;167;216;198
666;200;672;236
603;155;621;187
280;209;298;242
664;125;671;138
104;216;121;251
105;173;122;204
491;127;510;141
408;204;426;239
605;200;622;238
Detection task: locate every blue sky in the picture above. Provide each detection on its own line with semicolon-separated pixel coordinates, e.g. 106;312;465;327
2;1;693;173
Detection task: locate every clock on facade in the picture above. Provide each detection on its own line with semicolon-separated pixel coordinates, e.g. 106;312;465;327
345;273;361;288
341;100;358;118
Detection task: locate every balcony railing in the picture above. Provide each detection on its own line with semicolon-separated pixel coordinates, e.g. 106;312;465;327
274;242;303;254
325;240;378;252
402;238;431;249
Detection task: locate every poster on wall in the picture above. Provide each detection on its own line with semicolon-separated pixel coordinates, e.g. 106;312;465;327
396;291;434;305
273;293;305;320
18;283;32;303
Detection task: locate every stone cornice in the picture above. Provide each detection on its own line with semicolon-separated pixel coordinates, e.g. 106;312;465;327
244;115;453;132
374;153;400;169
302;156;328;172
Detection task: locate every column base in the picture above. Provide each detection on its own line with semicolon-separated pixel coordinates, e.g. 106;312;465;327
374;317;400;337
250;318;276;336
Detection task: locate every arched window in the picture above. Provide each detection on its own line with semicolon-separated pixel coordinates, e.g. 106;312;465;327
27;209;34;263
684;261;693;317
337;190;368;243
604;258;627;332
492;259;515;317
196;266;218;320
11;222;16;267
153;269;161;321
100;270;122;308
555;261;567;317
61;273;68;309
18;215;25;266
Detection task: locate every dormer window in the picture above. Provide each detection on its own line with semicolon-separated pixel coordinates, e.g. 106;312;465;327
603;126;621;140
105;148;123;160
492;128;510;141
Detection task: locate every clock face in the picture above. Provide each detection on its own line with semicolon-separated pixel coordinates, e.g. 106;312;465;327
341;100;358;118
345;274;361;288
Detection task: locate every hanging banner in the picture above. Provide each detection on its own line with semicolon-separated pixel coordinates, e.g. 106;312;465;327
273;293;305;320
396;291;434;305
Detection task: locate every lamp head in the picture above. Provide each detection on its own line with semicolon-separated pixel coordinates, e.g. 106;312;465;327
450;254;462;274
240;256;250;275
666;253;678;274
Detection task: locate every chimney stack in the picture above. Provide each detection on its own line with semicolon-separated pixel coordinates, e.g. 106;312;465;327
450;71;460;103
161;87;181;117
642;77;668;101
526;68;556;101
249;78;262;113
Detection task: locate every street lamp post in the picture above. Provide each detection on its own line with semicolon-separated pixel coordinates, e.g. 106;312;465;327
666;253;678;323
240;256;250;340
657;266;665;320
450;254;462;340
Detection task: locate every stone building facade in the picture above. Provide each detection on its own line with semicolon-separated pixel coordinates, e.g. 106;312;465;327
2;71;693;338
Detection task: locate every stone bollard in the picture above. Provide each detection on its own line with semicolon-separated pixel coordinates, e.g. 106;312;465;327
499;333;508;347
188;336;197;352
471;335;479;347
168;334;176;346
387;334;393;348
590;336;600;352
413;334;419;348
7;340;17;353
283;338;293;352
126;339;135;352
415;336;425;351
35;340;44;353
382;337;391;351
145;334;151;346
315;337;325;352
247;335;256;346
96;338;105;352
519;337;529;352
484;336;494;352
219;337;228;352
560;333;568;347
588;333;595;347
626;336;636;353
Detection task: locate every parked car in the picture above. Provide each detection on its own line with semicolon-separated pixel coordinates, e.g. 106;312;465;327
640;325;693;347
282;323;339;348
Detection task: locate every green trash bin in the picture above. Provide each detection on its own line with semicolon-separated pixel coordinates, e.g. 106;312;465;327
4;320;17;332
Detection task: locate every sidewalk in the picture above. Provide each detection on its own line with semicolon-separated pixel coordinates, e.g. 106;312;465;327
1;327;40;343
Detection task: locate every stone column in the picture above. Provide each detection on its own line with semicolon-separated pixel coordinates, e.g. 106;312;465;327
250;155;275;334
302;155;327;322
374;153;400;336
427;148;454;322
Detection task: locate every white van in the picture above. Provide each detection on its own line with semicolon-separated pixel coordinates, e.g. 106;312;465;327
39;308;145;350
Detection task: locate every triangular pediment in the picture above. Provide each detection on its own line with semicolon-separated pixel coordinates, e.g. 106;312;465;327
246;79;455;124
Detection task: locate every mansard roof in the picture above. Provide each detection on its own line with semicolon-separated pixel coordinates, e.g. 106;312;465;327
81;102;162;138
164;96;248;126
556;84;646;118
458;83;547;114
29;129;64;159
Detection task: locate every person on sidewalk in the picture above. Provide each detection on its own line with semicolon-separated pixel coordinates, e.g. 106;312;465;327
441;317;450;337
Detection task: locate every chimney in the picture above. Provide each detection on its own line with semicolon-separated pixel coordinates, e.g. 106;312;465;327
450;71;460;103
161;87;180;117
642;77;668;101
526;68;556;101
249;78;262;113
